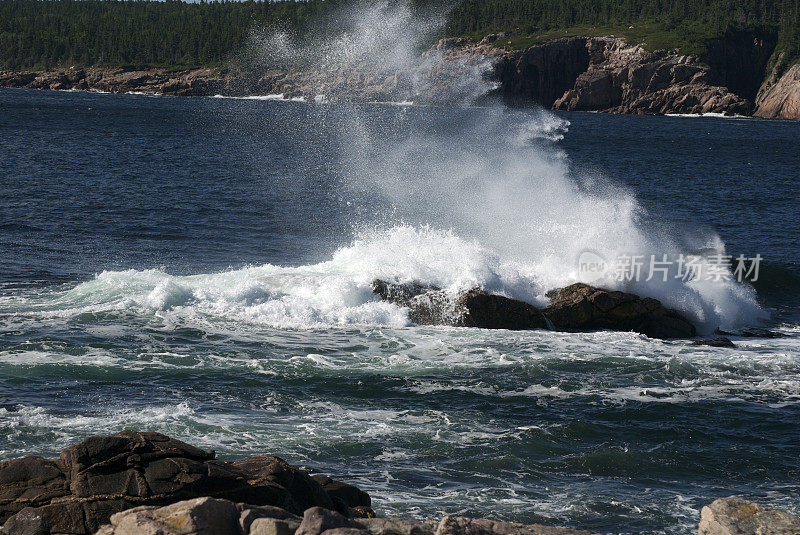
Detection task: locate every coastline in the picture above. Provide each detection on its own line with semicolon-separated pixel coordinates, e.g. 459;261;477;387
2;36;798;118
1;431;798;535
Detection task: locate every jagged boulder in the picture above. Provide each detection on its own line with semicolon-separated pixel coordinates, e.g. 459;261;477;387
0;431;371;535
544;283;696;338
699;497;800;535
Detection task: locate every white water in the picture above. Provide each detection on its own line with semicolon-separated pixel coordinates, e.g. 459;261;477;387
3;2;767;336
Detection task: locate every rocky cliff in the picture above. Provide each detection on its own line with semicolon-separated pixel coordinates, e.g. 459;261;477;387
491;36;753;115
754;57;800;119
2;34;799;118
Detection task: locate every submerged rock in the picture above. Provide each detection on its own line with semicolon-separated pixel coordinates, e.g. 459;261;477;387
692;337;736;348
544;283;697;339
717;327;789;339
0;431;370;535
698;497;800;535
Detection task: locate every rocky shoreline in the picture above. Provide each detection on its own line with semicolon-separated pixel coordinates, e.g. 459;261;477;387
1;432;798;535
1;35;799;118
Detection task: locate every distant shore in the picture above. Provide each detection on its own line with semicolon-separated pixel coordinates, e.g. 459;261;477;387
2;36;799;119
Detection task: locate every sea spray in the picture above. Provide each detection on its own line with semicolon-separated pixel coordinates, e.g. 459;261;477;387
240;0;497;104
4;2;767;334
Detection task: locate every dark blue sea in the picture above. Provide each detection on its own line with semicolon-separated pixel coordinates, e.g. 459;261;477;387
1;88;798;534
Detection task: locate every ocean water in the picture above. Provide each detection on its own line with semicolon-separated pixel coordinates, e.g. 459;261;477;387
0;88;799;534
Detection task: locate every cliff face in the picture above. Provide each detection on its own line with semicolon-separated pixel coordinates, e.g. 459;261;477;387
753;59;800;119
494;37;751;115
704;29;778;102
492;37;590;107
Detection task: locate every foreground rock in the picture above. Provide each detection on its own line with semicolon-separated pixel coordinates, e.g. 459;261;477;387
95;498;593;535
0;431;371;535
699;497;800;535
372;279;696;338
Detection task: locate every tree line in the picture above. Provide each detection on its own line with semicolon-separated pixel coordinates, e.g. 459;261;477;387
0;0;797;70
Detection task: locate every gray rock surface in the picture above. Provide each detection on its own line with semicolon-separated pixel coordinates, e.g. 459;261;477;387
698;497;800;535
95;499;595;535
754;60;800;119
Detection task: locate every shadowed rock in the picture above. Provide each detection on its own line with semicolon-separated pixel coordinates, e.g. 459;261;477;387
0;431;371;535
698;497;800;535
456;290;548;330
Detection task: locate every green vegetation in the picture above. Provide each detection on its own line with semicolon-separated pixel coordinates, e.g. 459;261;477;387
0;0;798;71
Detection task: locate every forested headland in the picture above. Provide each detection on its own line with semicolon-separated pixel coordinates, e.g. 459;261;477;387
0;0;798;72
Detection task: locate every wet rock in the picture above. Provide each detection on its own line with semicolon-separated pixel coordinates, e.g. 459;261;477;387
698;497;800;535
738;328;788;338
456;290;548;330
544;283;696;338
371;280;439;306
0;431;368;534
692;337;736;348
371;280;546;330
372;279;697;338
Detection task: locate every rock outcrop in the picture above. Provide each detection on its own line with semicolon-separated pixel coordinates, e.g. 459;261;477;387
698;497;800;535
547;37;750;115
754;61;800;119
3;435;799;535
544;283;697;338
0;67;228;96
371;280;696;338
0;431;371;535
